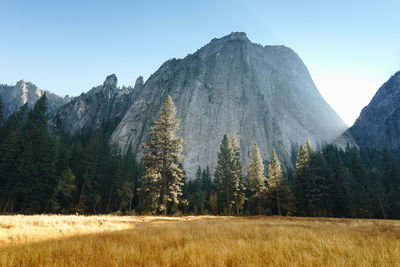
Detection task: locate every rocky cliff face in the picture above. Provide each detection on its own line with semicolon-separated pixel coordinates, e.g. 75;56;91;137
343;71;400;153
0;80;68;119
111;32;347;178
50;74;142;134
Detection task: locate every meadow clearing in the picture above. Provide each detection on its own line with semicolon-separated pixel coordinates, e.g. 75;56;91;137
0;215;399;266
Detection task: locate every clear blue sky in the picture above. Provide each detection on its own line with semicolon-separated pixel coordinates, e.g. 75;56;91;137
1;0;399;125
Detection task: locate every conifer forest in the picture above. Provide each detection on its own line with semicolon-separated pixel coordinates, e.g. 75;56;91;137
0;94;399;219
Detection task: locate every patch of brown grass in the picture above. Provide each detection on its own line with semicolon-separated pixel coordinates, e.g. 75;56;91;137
0;216;399;266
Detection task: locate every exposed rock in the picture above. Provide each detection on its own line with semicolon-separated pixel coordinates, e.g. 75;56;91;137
342;71;400;153
49;75;140;134
103;74;118;89
111;32;347;178
0;80;68;119
135;76;144;88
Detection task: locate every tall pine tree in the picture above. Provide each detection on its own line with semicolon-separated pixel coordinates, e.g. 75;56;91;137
247;142;266;215
230;134;245;215
214;134;233;215
267;150;295;215
140;95;185;215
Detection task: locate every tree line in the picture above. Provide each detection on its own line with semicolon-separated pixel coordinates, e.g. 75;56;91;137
0;94;399;218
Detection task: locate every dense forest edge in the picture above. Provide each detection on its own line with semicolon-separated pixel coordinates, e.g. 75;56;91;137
0;94;399;219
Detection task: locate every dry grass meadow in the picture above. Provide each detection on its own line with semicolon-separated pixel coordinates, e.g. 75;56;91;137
0;215;399;266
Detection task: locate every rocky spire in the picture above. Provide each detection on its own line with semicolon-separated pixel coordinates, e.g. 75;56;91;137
103;74;118;89
134;76;144;90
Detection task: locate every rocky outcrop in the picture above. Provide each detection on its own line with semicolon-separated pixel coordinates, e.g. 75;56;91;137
0;80;68;119
49;74;142;134
343;71;400;153
111;32;347;178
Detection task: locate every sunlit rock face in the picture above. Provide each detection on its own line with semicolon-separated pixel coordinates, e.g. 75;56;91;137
343;71;400;153
0;80;68;119
49;74;143;134
111;32;347;178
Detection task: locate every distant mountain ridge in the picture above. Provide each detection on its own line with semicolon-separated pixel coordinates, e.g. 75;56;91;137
0;80;69;119
49;74;143;134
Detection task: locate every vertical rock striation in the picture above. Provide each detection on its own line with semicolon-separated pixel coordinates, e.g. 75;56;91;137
49;74;143;134
111;32;347;178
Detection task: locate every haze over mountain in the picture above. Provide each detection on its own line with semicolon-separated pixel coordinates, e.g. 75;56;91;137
0;81;69;119
342;71;400;153
111;32;347;178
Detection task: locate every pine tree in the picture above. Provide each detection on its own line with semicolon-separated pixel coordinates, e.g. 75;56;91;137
138;168;161;214
306;152;331;216
214;134;233;215
323;145;350;217
51;167;77;213
141;95;185;215
247;142;266;215
293;143;310;215
77;129;103;213
230;134;245;215
267;150;284;215
348;147;373;218
13;95;57;213
202;166;213;214
381;148;400;218
267;150;295;215
0;105;28;212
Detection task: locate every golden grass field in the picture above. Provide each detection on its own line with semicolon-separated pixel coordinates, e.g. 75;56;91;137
0;215;399;266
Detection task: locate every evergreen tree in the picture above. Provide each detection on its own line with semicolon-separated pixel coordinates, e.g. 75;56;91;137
141;95;185;215
247;142;266;215
380;148;400;219
214;134;233;215
267;150;295;215
230;134;245;215
137;168;161;214
51;167;77;213
12;95;56;213
202;166;213;213
323;145;350;217
77;129;103;213
293;143;311;216
348;147;373;218
0;105;28;212
306;152;331;216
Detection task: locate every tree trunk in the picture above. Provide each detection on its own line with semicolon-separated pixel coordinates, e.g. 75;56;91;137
106;186;113;213
226;187;230;216
1;178;19;212
129;183;134;212
78;168;89;208
162;150;167;216
277;186;281;216
236;196;239;216
378;198;387;219
257;188;261;215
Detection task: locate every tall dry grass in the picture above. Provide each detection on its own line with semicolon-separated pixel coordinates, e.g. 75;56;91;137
0;216;399;266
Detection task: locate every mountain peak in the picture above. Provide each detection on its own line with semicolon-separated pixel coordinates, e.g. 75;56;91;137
103;74;118;89
225;32;248;41
209;32;249;44
111;32;346;178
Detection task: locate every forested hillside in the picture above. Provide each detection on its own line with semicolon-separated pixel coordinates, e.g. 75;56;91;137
0;94;399;218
